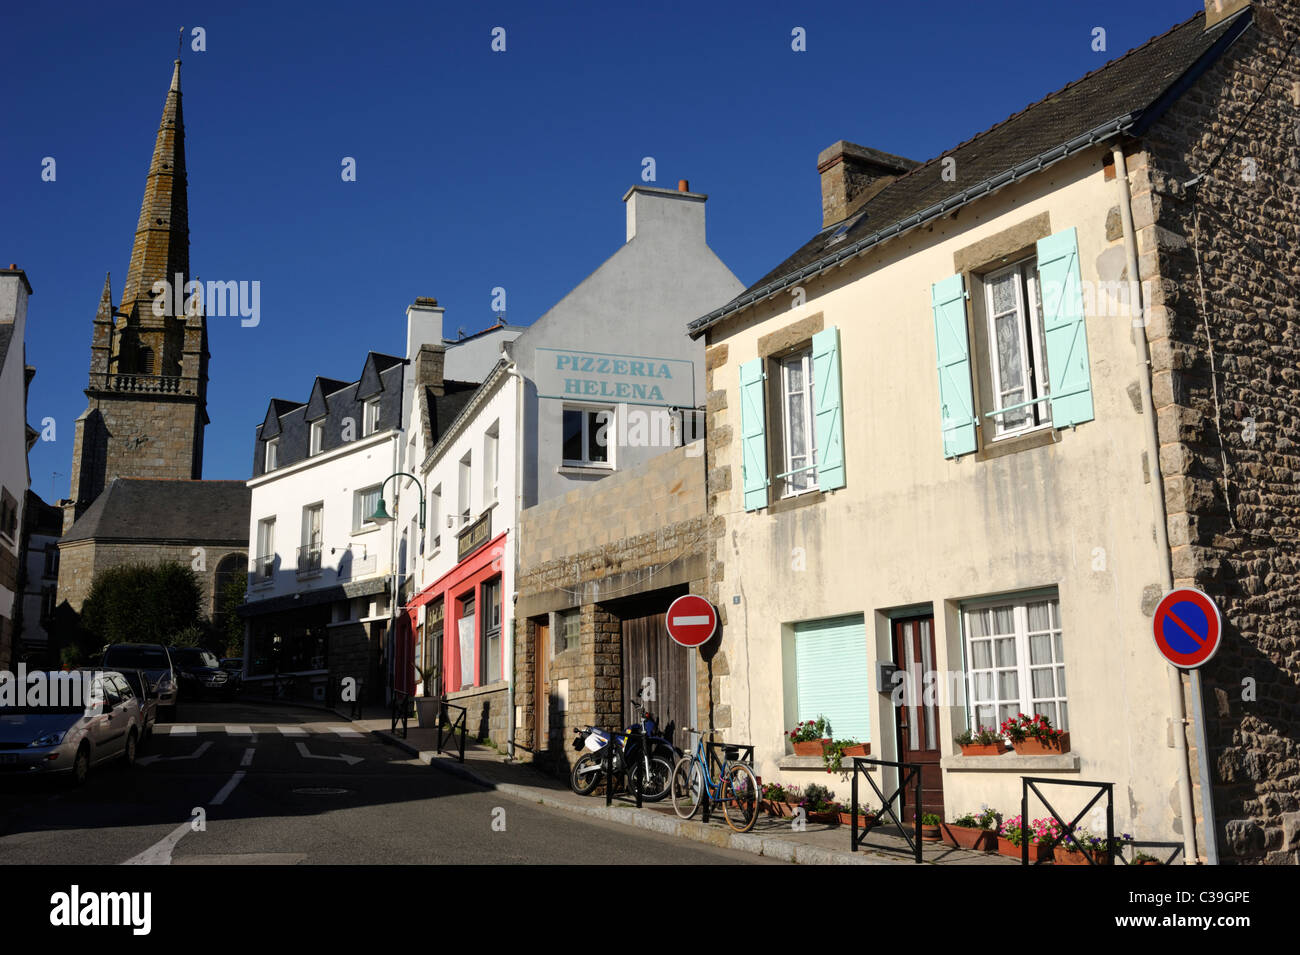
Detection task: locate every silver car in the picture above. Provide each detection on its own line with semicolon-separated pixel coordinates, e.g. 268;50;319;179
102;644;178;719
0;670;146;785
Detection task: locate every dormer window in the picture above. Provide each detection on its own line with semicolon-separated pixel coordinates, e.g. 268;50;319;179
363;398;381;436
310;419;325;456
264;437;279;472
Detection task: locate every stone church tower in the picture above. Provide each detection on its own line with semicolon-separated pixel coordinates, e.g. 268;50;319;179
64;59;208;532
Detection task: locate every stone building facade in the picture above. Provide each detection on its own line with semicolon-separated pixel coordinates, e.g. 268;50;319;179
1132;0;1300;863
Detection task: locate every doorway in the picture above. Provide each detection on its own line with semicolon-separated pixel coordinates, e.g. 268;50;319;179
533;620;550;752
619;593;693;749
892;615;945;820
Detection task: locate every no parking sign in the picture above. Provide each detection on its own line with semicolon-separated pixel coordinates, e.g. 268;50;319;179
1152;588;1222;669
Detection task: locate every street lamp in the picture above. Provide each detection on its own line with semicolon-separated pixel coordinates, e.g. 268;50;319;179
369;472;425;709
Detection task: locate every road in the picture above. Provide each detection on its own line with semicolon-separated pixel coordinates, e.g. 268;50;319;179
0;699;779;865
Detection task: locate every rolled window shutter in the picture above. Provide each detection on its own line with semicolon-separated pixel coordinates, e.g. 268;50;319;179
794;615;871;743
739;358;769;510
931;274;977;457
1036;227;1095;428
811;326;846;491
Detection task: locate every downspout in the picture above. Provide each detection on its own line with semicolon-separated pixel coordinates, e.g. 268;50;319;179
1113;143;1200;865
389;430;400;706
504;359;523;759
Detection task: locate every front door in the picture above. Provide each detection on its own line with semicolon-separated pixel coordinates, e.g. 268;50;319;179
621;603;691;749
534;621;550;752
893;616;944;821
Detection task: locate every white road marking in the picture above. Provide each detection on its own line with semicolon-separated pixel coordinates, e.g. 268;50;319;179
240;747;255;767
331;727;364;738
225;725;253;735
166;725;197;736
278;726;308;736
671;615;710;626
122;820;194;865
211;771;246;806
137;741;213;767
295;741;363;766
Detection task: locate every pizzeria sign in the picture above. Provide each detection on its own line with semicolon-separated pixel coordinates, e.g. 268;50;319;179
534;348;695;408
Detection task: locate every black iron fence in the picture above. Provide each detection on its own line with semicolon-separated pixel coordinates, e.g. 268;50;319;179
437;700;467;763
700;739;754;825
1020;776;1114;866
849;756;924;863
391;689;411;739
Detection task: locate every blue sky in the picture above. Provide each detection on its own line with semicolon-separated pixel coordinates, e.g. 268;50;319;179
3;0;1199;499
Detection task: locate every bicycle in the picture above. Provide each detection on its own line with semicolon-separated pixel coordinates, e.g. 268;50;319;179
669;729;759;833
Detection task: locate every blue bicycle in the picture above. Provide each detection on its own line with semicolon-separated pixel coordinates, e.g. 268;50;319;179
670;728;759;832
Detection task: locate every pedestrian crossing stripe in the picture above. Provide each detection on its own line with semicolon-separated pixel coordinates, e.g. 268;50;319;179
166;725;197;736
225;725;254;735
277;727;308;736
332;728;364;738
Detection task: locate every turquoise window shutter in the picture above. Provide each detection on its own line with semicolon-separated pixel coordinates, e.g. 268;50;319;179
811;326;846;491
1037;227;1095;428
739;358;769;510
794;615;871;743
931;274;977;457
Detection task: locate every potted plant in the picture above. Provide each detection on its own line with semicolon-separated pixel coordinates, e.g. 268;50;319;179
1054;828;1131;866
954;726;1005;757
780;784;803;817
821;738;870;774
798;783;840;824
998;814;1054;861
1000;713;1071;755
920;813;942;841
761;781;789;816
1130;850;1161;866
941;806;999;851
839;804;876;827
414;664;441;728
788;715;833;756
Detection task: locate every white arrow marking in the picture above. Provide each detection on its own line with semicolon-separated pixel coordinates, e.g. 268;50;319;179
296;741;363;766
672;615;711;626
137;741;213;767
122;819;193;865
211;770;246;806
240;747;255;767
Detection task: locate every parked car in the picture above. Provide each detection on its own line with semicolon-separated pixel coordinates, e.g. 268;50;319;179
169;647;232;699
219;658;243;693
117;669;158;739
101;644;178;720
0;670;145;784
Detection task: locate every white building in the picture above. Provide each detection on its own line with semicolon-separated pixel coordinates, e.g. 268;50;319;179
0;267;35;673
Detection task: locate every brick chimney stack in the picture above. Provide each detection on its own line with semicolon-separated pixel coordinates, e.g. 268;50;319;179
414;342;446;397
818;141;919;229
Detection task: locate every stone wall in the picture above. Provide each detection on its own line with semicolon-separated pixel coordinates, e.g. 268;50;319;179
1138;3;1300;864
446;681;509;748
56;538;246;619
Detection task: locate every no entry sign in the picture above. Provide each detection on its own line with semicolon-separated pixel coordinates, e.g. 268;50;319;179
1153;588;1222;669
665;595;717;648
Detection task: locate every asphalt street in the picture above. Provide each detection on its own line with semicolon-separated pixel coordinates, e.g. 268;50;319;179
0;699;780;865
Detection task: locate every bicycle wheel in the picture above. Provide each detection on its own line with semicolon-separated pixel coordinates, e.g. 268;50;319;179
721;763;759;833
570;752;604;796
670;756;703;819
631;755;675;802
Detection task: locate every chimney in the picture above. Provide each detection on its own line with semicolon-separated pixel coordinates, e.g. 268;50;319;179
414;342;446;397
624;184;707;244
1204;0;1250;29
0;266;33;339
817;141;920;229
405;296;444;360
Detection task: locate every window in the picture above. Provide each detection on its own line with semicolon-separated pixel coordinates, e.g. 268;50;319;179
255;518;275;580
458;453;472;521
0;489;18;541
480;578;502;684
354;485;381;532
430;485;441;552
362;397;381;436
300;504;323;573
791;615;871;745
778;348;818;497
43;543;59;578
41;585;56;621
983;259;1051;439
963;594;1067;732
457;593;476;689
562;406;613;467
309;419;325;456
264;437;279;472
484;423;499;504
558;609;580;653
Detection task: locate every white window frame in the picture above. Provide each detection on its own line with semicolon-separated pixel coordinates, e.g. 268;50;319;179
558;608;580;654
309;419;325;456
301;502;324;572
264;437;279;472
484;423;500;504
354;485;381;533
429;485;442;553
778;348;818;498
962;593;1068;733
255;517;276;580
362;397;382;437
983;258;1052;440
458;452;472;521
562;404;615;469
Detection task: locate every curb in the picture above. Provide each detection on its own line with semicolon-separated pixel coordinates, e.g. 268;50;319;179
371;728;901;865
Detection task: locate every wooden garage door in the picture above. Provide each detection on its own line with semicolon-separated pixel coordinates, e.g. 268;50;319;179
621;609;692;747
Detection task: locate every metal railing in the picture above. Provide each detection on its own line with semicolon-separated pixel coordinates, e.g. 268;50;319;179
1020;776;1114;866
254;554;274;580
437;701;467;763
700;739;754;825
849;756;925;863
297;544;322;575
391;689;412;739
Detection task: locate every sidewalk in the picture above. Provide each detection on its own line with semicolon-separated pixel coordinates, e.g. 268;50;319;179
349;711;1016;866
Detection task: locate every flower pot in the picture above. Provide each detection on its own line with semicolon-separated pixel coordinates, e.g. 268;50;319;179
1054;845;1110;866
415;696;441;728
807;810;840;825
781;802;799;818
1011;732;1071;755
942;823;997;851
959;742;1006;757
840;811;876;827
792;738;831;757
998;837;1053;861
921;824;941;841
763;800;788;817
1134;859;1161;866
842;743;871;757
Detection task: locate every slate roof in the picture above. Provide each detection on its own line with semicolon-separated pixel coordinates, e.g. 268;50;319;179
688;8;1252;337
62;478;251;544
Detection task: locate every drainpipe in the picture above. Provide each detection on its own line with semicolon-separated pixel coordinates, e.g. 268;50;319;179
1113;143;1201;865
504;359;523;759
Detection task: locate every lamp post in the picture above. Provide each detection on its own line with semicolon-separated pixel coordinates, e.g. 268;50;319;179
367;472;425;707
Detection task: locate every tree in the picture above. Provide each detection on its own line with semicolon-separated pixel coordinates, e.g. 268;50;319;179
216;570;247;658
80;561;204;646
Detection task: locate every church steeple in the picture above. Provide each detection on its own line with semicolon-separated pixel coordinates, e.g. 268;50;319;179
120;59;189;318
